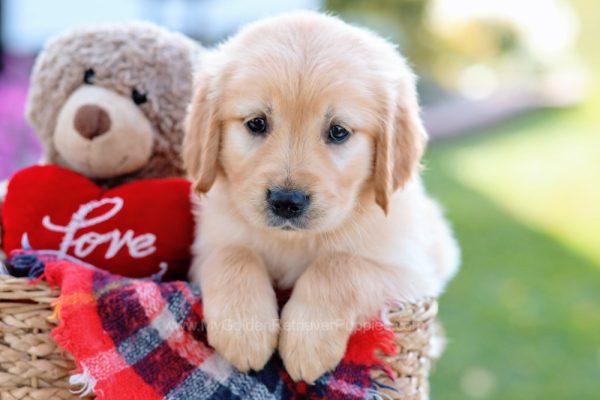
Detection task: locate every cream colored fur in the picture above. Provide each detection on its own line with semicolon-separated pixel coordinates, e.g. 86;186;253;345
54;86;154;178
184;11;460;383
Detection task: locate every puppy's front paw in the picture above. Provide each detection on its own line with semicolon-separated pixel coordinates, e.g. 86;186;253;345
205;298;279;372
197;245;280;372
279;300;352;383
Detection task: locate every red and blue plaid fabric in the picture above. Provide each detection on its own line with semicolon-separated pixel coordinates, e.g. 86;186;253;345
42;260;398;400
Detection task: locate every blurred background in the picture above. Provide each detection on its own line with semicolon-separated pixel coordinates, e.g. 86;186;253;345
0;0;598;398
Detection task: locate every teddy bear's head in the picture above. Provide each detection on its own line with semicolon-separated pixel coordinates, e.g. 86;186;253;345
25;22;201;186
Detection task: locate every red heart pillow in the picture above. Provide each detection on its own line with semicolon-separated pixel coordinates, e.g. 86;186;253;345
2;165;195;280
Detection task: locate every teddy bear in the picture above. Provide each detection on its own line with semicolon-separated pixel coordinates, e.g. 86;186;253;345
27;21;202;185
0;22;202;280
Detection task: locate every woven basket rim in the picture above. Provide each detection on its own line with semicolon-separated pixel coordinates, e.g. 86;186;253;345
0;274;439;399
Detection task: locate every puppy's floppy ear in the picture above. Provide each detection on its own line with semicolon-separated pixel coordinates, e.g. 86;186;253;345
373;78;428;214
183;71;222;194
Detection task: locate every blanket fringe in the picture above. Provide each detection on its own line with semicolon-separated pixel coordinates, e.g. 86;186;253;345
0;260;8;275
69;366;97;397
365;387;397;400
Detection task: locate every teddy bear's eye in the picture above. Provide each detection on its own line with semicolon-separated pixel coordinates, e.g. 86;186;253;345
83;69;95;84
131;89;148;105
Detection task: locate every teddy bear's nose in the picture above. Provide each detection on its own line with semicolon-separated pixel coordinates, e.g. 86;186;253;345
74;104;111;139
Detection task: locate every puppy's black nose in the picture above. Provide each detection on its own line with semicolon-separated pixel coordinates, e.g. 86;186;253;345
267;188;310;219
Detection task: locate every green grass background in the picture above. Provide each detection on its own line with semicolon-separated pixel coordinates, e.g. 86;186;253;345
427;1;600;398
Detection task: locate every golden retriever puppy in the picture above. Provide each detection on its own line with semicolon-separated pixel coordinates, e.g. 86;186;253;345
184;11;459;383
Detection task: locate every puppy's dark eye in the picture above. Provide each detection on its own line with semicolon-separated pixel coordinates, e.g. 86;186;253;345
245;117;267;135
328;124;351;144
132;89;147;105
83;68;95;84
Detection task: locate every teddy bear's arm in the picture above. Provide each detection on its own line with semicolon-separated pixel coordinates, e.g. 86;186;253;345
0;179;6;256
0;179;6;200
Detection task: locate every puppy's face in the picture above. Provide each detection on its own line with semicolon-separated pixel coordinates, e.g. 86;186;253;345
185;12;427;233
218;65;378;232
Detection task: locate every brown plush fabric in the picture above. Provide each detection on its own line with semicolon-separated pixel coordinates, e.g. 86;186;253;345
73;104;112;139
25;21;203;186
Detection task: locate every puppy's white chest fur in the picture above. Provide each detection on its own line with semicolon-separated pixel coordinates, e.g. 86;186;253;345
195;188;322;288
254;238;318;288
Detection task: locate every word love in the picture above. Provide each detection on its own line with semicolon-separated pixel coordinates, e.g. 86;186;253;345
42;197;157;260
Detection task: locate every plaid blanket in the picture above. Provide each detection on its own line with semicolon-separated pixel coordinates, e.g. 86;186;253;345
36;259;399;399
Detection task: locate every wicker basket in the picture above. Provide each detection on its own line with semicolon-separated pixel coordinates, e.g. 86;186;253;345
0;274;441;400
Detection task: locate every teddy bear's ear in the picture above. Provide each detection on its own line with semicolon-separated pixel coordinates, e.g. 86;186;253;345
183;71;222;194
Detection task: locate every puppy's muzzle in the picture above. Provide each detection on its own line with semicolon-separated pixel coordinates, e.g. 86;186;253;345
267;188;310;220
